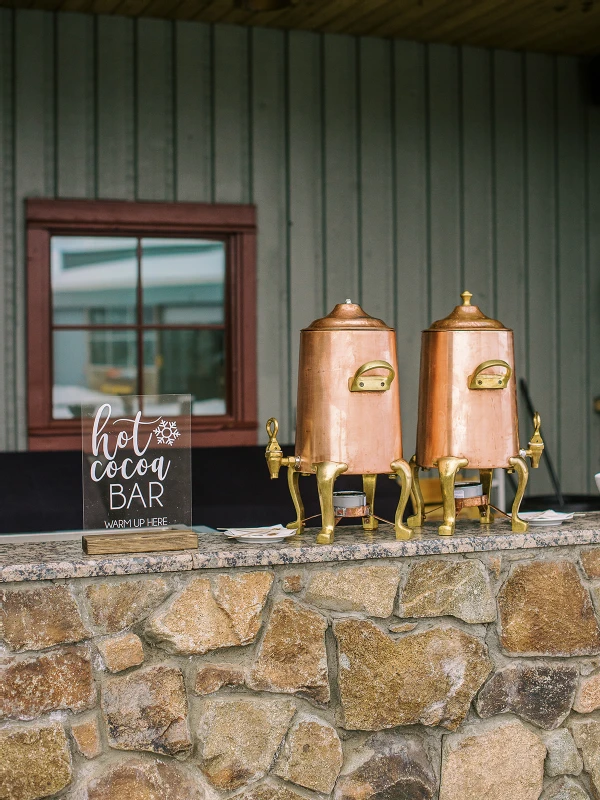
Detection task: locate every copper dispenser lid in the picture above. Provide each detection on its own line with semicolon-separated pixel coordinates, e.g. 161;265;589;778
426;290;509;331
303;300;393;331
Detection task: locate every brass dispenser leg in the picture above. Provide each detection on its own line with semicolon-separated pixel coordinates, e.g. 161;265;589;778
286;466;305;533
479;468;493;524
362;474;378;531
391;458;413;541
407;455;425;528
508;455;529;533
314;460;348;545
437;456;469;536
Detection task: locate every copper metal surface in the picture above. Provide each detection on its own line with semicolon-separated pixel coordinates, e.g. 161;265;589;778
455;495;488;510
335;505;370;517
303;301;392;331
295;327;403;474
266;301;411;543
415;329;519;469
427;290;508;331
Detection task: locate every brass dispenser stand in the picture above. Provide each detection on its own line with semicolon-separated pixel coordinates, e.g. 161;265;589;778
264;301;412;544
265;418;412;544
409;291;544;536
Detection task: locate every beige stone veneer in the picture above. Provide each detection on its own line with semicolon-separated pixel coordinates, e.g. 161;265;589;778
3;548;600;799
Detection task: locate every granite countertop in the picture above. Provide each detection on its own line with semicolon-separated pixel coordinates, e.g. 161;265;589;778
2;513;600;582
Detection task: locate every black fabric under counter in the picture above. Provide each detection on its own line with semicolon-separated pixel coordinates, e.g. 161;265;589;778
0;447;404;534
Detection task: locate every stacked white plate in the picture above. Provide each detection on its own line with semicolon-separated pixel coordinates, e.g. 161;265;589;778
519;510;575;527
221;524;297;543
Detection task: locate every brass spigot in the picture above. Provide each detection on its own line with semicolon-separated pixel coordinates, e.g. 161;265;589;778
265;418;284;478
522;412;544;469
265;418;299;478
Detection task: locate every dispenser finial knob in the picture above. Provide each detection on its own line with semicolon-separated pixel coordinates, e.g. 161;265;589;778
461;290;472;306
345;298;352;304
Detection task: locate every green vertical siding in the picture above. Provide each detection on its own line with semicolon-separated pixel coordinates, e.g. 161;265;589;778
96;16;135;200
392;39;429;458
525;52;559;499
287;31;323;427
0;7;599;497
0;10;13;454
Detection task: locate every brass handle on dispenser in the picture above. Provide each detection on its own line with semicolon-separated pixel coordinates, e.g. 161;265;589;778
468;359;512;390
349;361;395;393
265;418;298;478
521;412;544;469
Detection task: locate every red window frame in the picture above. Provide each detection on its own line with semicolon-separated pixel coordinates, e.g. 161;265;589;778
26;198;257;451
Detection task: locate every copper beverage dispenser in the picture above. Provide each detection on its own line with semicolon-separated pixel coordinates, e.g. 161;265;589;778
264;301;412;544
409;291;544;536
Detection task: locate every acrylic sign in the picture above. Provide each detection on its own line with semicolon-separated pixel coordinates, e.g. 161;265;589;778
81;395;191;532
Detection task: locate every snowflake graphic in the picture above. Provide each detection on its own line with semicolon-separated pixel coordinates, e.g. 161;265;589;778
153;419;181;446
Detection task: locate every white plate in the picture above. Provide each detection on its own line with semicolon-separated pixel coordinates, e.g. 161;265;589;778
232;533;296;544
221;524;297;543
519;510;574;527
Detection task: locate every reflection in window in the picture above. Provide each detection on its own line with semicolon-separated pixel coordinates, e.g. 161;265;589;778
141;238;225;325
52;237;137;325
144;329;225;416
51;236;227;420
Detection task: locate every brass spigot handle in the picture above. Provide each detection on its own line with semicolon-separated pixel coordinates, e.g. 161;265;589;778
524;411;544;469
265;417;284;479
266;417;279;445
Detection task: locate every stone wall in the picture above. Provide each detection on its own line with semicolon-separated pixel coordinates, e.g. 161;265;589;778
4;547;600;800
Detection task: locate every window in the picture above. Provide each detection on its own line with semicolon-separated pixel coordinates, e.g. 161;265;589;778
27;199;257;450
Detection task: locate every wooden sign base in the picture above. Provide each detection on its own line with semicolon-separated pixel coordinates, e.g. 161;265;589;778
82;528;198;556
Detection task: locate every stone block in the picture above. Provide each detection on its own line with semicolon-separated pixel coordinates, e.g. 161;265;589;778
0;722;72;800
574;672;600;713
101;664;191;756
439;719;546;800
569;719;600;797
581;549;600;579
247;598;329;704
397;559;496;623
580;659;600;677
145;572;272;655
334;731;436;800
233;783;306;800
282;573;303;593
541;777;592;800
197;697;296;790
273;714;343;793
71;717;102;759
84;577;170;634
145;577;235;654
476;663;578;729
498;561;600;656
85;758;204;800
334;619;491;730
194;663;245;695
97;632;144;673
305;566;400;617
488;556;502;579
1;585;90;652
212;572;275;641
0;646;95;720
544;729;583;777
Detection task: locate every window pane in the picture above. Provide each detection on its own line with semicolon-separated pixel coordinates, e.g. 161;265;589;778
51;236;137;326
53;329;138;419
141;238;225;325
143;329;226;416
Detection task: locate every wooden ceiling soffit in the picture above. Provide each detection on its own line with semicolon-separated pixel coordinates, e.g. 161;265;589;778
3;0;600;55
